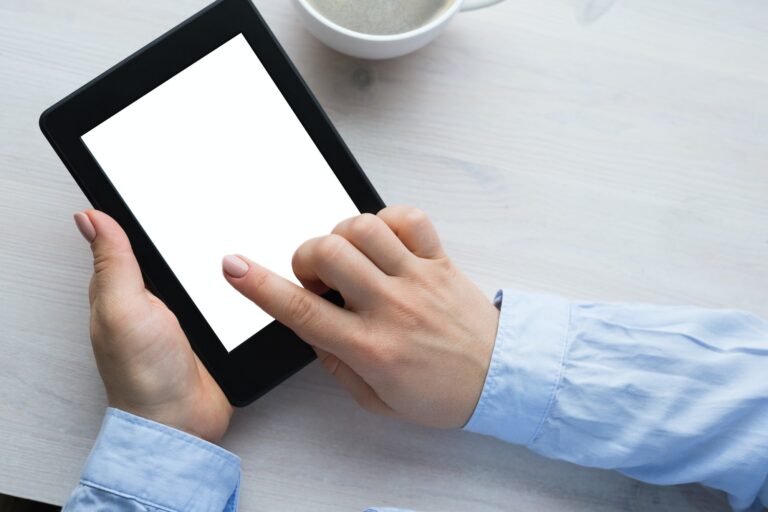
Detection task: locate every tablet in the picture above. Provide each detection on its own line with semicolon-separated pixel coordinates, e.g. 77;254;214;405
40;0;384;406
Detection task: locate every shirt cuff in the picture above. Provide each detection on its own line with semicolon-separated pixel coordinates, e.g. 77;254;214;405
464;290;572;446
81;407;240;512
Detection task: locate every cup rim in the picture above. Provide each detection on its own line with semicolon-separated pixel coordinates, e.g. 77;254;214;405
295;0;463;41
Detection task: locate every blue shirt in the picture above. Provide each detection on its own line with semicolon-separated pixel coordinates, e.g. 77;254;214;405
64;290;768;511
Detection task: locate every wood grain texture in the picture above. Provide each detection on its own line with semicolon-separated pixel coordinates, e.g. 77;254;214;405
1;0;766;510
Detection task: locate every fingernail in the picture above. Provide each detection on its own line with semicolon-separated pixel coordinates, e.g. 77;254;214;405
222;255;249;278
73;211;96;243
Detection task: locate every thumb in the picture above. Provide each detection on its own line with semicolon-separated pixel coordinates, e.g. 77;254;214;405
74;210;145;305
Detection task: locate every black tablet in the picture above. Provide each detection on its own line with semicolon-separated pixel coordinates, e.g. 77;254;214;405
40;0;384;406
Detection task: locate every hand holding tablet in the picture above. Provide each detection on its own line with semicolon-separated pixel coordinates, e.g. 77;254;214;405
222;206;500;428
74;210;233;442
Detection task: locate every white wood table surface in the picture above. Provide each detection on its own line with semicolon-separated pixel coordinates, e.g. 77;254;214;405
2;0;767;510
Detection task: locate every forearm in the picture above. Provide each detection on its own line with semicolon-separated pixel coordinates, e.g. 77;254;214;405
465;290;768;511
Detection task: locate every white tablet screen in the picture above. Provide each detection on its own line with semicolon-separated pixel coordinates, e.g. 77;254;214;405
82;34;359;352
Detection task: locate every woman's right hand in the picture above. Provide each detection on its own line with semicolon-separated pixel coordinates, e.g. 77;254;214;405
222;206;500;429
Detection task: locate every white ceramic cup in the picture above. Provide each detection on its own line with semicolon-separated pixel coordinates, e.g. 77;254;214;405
293;0;506;60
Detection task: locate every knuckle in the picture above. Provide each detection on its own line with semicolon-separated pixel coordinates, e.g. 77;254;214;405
346;213;379;242
365;340;401;370
285;292;316;327
92;252;112;277
376;206;394;218
292;238;316;270
404;207;428;227
343;319;370;348
421;256;456;287
92;247;132;276
331;216;354;235
315;234;346;262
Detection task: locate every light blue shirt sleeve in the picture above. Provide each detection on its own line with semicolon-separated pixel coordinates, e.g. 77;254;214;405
465;290;768;512
64;409;410;512
63;407;240;512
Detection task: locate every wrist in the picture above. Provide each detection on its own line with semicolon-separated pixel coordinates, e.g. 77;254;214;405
461;301;501;427
106;398;213;443
104;376;233;443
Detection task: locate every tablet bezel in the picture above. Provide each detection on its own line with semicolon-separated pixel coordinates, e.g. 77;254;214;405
40;0;385;406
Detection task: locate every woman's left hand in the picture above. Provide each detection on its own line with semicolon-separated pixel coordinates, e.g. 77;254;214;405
74;210;233;443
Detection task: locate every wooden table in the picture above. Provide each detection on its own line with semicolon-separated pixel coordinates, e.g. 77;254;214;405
2;0;766;510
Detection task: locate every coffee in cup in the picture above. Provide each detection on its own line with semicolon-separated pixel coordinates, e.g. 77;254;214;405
304;0;455;36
